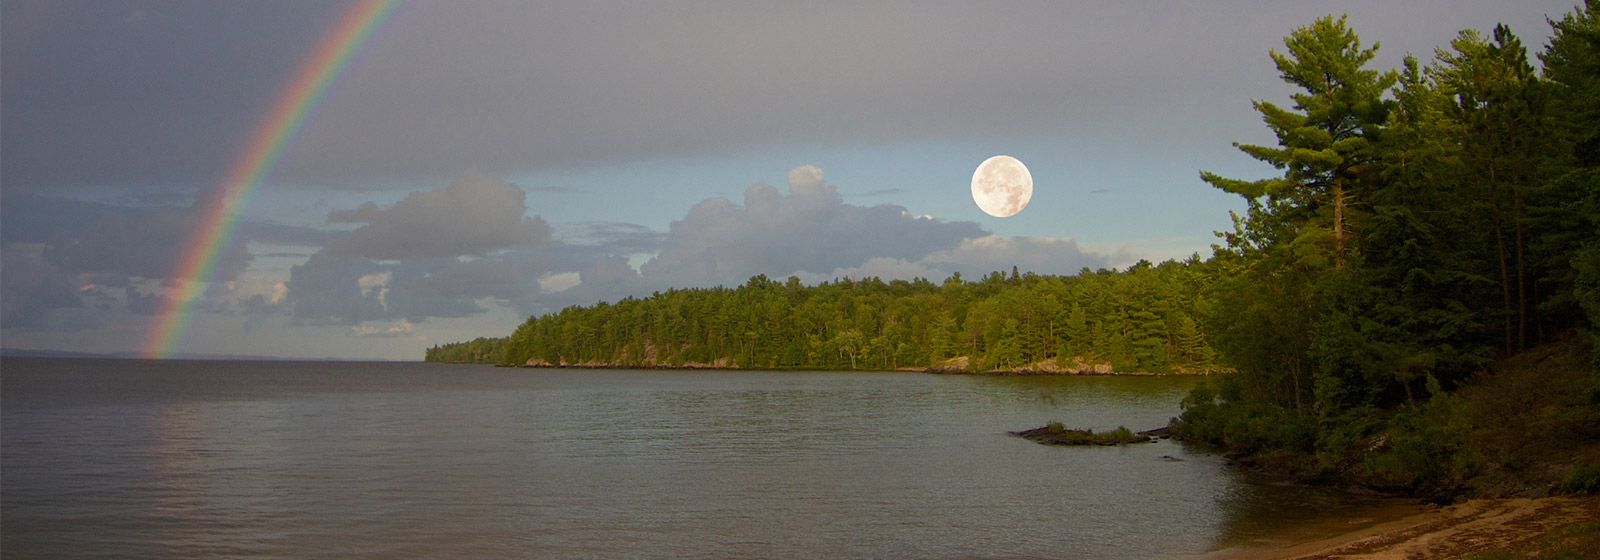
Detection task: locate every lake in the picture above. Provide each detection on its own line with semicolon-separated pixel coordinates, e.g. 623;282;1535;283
1;358;1401;559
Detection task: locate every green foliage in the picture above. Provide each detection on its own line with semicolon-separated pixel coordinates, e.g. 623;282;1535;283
1179;5;1600;500
1358;392;1477;501
440;262;1225;372
425;337;507;363
1562;463;1600;495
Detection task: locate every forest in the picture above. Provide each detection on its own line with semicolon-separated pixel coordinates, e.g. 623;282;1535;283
430;3;1600;499
427;260;1225;374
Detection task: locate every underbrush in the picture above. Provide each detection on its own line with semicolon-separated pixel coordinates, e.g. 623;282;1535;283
1175;337;1599;500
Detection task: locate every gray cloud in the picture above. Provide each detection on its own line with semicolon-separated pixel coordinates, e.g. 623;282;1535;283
1;243;82;328
283;171;582;325
321;172;551;260
325;202;380;225
283;253;389;325
0;192;335;330
0;192;250;283
2;0;348;190
234;221;338;247
4;1;1569;190
282;244;607;325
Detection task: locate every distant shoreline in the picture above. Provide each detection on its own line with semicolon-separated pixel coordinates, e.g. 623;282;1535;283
467;360;1214;376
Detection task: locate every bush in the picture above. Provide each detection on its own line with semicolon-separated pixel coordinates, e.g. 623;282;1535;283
1358;393;1476;501
1562;463;1600;495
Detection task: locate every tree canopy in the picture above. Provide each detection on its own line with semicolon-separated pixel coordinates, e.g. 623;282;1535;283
431;262;1225;374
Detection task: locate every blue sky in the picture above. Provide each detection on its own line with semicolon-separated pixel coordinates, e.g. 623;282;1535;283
0;1;1578;359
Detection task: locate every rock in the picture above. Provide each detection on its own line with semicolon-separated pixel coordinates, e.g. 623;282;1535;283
1010;425;1155;446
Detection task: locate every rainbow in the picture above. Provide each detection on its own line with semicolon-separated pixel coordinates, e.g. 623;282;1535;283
142;0;395;359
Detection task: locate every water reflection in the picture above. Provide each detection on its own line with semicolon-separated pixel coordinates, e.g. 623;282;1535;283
1207;473;1414;551
3;360;1403;559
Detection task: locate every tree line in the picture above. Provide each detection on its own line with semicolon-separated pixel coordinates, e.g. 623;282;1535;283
428;261;1225;374
1176;4;1599;499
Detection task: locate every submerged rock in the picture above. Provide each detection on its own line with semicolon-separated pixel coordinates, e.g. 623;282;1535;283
1010;425;1156;446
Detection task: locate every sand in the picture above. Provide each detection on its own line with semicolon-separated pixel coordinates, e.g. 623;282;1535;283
1210;497;1600;559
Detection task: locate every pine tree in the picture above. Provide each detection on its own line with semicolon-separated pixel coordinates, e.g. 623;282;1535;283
1432;25;1546;352
1201;15;1396;271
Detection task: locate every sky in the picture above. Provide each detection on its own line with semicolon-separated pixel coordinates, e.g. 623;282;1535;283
0;0;1581;360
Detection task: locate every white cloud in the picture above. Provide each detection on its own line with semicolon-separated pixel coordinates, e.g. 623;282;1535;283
352;319;417;338
787;164;827;196
639;166;986;286
922;235;1133;277
537;271;581;294
357;272;392;309
788;257;943;285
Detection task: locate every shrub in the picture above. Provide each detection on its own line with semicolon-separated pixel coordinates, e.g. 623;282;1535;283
1562;463;1600;495
1359;393;1476;501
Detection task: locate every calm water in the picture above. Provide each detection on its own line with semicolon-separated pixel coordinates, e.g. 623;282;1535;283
2;358;1398;559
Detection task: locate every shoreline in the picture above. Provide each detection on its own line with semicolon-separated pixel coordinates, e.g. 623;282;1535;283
1209;497;1600;559
467;361;1217;376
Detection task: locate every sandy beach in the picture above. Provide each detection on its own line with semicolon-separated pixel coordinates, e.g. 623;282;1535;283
1211;497;1600;559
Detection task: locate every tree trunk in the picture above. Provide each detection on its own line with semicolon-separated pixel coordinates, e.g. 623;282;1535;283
1514;184;1528;352
1334;181;1345;269
1495;217;1513;355
1490;160;1513;355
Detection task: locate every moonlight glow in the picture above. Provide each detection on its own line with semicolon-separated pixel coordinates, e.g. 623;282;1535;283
971;155;1034;217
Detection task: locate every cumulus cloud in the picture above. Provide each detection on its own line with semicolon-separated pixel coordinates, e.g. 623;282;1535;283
788;257;946;286
278;166;1134;327
321;172;551;260
537;272;581;294
789;237;1129;285
923;235;1133;278
639;166;985;285
282;239;639;326
283;253;391;325
352;319;417;338
0;193;324;329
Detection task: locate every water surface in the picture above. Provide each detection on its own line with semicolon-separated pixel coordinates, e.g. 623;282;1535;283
2;358;1397;559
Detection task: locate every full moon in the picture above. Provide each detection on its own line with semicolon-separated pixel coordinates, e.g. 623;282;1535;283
971;155;1033;218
